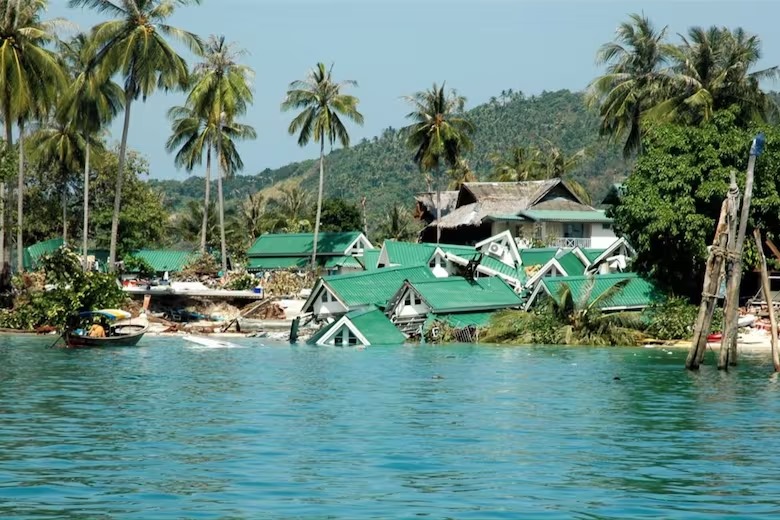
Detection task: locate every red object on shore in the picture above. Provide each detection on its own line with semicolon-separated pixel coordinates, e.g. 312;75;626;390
707;333;723;342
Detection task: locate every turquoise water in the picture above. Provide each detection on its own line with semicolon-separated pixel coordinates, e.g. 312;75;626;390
1;337;780;519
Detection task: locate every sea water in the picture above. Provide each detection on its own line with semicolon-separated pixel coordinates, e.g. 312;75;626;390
1;336;779;519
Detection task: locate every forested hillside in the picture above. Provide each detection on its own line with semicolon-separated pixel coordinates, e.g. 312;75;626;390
149;90;630;218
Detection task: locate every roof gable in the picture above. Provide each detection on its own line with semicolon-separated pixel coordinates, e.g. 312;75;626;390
475;230;522;268
585;238;636;274
248;232;372;257
324;266;438;308
402;276;523;313
309;307;406;346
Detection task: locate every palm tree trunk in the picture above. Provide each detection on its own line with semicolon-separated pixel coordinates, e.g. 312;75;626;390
217;138;227;274
311;137;325;268
2;103;12;272
82;141;90;271
108;93;133;272
62;180;68;245
200;147;211;253
435;168;442;244
16;122;24;272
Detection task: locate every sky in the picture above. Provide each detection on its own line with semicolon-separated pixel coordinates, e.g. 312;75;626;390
48;0;780;180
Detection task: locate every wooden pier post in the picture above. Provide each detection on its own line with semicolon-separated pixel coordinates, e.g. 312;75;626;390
752;229;780;372
686;176;739;369
719;134;765;369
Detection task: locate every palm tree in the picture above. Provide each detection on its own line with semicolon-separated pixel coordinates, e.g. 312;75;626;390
587;13;671;157
68;0;203;271
378;204;417;242
660;26;779;125
404;83;475;243
282;62;364;267
490;145;545;181
59;33;123;270
183;35;255;273
0;0;65;271
446;158;477;189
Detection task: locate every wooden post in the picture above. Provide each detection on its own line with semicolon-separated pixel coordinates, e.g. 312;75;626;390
719;136;763;369
753;229;780;371
686;176;738;369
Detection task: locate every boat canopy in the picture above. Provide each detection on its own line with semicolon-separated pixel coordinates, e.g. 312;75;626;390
78;309;132;321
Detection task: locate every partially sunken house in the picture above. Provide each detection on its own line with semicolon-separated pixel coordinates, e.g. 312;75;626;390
307;307;406;347
419;179;617;249
524;273;661;312
246;231;373;274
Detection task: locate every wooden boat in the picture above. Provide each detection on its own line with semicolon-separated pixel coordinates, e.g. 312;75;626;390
64;309;148;348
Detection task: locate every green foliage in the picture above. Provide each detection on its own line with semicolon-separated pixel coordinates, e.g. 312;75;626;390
224;271;256;291
611;109;780;300
153;90;628;235
0;247;126;330
319;198;362;232
122;255;155;278
643;297;724;341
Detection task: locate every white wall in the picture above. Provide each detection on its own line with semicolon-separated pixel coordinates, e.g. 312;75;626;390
590;224;619;249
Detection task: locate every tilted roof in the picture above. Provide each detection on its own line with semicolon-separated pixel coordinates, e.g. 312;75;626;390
556;251;587;276
519;248;560;267
409;277;523;313
131;249;197;273
381;240;475;267
248;232;366;257
23;238;64;270
325;265;437;308
581;248;607;264
308;306;406;346
538;273;662;311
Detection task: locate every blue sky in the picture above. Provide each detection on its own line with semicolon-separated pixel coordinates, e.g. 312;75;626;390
50;1;780;180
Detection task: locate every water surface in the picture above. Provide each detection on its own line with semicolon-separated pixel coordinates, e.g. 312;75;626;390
1;337;779;519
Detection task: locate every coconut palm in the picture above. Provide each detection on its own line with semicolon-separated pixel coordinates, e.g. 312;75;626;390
588;13;672;157
0;0;66;271
282;62;364;267
659;26;779;125
183;35;255;273
490;145;545;182
68;0;203;271
404;83;474;243
446;158;477;189
59;33;123;269
377;204;417;242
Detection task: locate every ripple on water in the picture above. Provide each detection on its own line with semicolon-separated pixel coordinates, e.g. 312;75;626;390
1;337;780;518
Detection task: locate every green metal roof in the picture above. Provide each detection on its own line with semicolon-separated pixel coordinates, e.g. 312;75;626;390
325;266;437;308
131;249;197;273
247;256;310;271
324;256;363;269
478;255;526;284
556;251;587;276
382;240;475;267
520;210;613;223
248;232;364;257
308;307;406;346
435;311;496;329
581;248;607;264
23;238;64;270
540;273;662;310
519;248;559;267
485;214;528;222
360;250;380;271
411;277;523;313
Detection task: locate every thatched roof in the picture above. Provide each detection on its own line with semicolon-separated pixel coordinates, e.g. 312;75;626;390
414;191;459;222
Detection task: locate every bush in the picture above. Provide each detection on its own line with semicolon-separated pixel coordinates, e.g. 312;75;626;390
122;255;156;278
643;297;723;340
0;247;127;330
224;271;257;291
178;252;219;280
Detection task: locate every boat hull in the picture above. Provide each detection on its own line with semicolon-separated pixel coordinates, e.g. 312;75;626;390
65;325;147;348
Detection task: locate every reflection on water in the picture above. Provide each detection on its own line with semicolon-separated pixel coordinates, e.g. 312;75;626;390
1;337;780;518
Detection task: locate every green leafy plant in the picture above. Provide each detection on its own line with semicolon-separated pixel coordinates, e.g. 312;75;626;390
643;297;724;340
122;255;156;278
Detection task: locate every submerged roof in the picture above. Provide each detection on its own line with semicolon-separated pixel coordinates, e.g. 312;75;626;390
538;273;662;311
434;311;496;329
131;249;197;273
409;277;523;313
248;232;368;257
23;238;65;270
308;307;406;346
325;265;438;308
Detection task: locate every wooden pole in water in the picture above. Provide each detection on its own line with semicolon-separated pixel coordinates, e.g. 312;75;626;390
686;175;738;369
752;228;780;372
719;134;765;369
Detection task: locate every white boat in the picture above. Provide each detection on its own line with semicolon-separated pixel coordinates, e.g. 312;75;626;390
182;335;245;349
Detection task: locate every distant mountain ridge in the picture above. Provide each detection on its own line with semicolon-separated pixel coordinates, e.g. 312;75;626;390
149;89;629;219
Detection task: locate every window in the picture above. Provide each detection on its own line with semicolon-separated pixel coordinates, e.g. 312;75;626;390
413;294;422;305
603;223;612;230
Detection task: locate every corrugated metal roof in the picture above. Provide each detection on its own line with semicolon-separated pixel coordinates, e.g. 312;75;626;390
247;256;309;271
248;232;365;256
360;250;380;271
308;307;406;346
520;210;612;223
382;241;475;267
581;248;607;263
412;277;523;313
540;273;661;310
23;238;64;270
131;249;197;273
326;266;437;308
324;256;364;269
520;248;559;267
556;251;586;276
479;255;526;284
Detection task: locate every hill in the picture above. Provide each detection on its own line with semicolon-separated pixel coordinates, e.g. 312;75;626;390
149;89;629;219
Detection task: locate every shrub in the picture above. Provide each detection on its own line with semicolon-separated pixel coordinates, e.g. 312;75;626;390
643;297;723;340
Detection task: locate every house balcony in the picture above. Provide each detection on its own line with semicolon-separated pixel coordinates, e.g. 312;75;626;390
550;237;592;249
